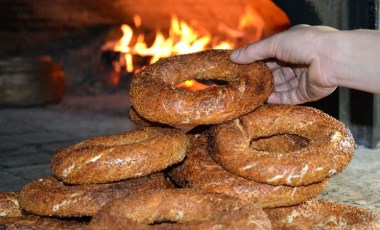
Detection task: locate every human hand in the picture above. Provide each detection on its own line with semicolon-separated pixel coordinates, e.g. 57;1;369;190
230;25;339;104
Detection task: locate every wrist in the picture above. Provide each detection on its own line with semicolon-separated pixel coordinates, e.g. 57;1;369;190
313;29;343;88
331;29;380;93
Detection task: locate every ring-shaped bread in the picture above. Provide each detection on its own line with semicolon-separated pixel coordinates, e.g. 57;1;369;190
210;104;355;186
51;127;189;184
128;106;160;127
88;188;272;230
265;200;380;229
169;134;327;209
0;192;22;217
19;173;171;217
0;192;86;229
130;49;274;125
0;216;86;230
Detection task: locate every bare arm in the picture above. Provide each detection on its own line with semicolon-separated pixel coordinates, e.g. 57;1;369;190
230;25;380;104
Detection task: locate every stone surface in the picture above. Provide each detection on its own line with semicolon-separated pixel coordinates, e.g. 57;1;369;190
317;147;380;213
0;92;136;191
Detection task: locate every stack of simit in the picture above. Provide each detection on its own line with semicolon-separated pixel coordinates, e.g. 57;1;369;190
0;49;379;229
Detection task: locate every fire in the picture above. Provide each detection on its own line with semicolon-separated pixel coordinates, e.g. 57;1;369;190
112;15;234;72
176;80;210;92
105;6;266;90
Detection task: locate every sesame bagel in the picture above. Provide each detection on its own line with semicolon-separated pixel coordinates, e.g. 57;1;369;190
265;200;380;229
19;173;171;217
210;104;355;186
169;134;327;209
0;216;86;230
130;49;273;126
88;189;272;230
51;127;189;184
0;192;22;217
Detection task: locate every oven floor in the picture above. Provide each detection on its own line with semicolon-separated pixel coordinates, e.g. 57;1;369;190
0;93;379;214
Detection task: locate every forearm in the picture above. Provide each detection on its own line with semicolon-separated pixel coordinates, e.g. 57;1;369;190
328;29;380;93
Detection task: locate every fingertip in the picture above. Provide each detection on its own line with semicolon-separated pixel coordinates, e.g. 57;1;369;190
230;45;258;64
230;37;276;64
229;49;241;60
266;93;280;104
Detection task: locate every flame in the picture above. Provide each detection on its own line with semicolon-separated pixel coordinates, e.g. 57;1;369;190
108;7;265;91
217;5;265;41
114;15;233;67
176;80;211;92
238;6;265;41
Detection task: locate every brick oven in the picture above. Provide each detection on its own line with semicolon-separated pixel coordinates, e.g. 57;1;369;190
0;0;379;222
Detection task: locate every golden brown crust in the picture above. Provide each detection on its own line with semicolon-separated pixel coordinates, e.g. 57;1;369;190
0;192;22;217
0;216;86;230
130;49;274;125
265;200;380;230
0;193;86;229
18;173;171;217
128;106;163;127
251;133;309;153
88;188;272;230
51;127;189;184
169;134;327;209
210;104;355;186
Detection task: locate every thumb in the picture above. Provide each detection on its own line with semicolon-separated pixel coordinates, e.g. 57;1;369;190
229;37;278;64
